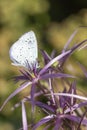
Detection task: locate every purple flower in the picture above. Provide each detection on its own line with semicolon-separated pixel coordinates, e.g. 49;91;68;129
1;27;87;130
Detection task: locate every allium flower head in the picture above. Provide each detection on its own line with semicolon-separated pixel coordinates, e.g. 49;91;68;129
1;28;87;130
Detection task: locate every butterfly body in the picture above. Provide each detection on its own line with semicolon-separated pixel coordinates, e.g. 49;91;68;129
9;31;38;70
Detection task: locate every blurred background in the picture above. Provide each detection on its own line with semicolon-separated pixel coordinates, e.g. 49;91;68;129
1;0;87;129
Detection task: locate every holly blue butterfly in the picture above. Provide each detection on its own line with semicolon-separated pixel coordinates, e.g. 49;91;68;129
9;31;38;70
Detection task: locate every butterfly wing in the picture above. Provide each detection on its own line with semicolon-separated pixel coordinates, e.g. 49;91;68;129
9;31;38;69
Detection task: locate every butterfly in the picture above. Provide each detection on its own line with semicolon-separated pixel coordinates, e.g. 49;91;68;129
9;31;38;70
